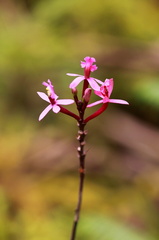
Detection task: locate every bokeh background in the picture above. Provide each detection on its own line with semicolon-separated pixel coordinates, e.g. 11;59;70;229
1;0;159;239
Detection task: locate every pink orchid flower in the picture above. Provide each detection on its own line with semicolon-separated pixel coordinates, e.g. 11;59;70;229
67;56;102;90
37;79;74;121
87;78;129;107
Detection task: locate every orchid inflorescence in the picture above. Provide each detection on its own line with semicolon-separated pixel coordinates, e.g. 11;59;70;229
37;56;129;240
37;56;129;122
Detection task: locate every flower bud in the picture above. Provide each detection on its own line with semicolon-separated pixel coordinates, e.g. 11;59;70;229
71;87;78;96
83;88;92;103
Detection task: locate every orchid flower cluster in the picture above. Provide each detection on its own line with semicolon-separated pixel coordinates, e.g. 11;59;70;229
37;57;129;240
37;56;128;122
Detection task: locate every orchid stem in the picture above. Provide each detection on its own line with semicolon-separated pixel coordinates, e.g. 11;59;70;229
84;103;108;123
82;79;89;97
70;120;86;240
60;106;79;121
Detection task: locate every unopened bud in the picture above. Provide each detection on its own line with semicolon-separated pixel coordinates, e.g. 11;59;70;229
71;87;77;96
83;88;92;103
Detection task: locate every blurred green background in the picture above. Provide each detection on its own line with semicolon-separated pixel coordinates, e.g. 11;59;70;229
1;0;159;239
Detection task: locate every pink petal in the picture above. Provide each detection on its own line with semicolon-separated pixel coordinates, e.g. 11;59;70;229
37;92;50;103
109;99;129;105
103;96;109;103
94;78;103;85
42;79;53;87
53;105;60;113
54;93;59;100
69;76;84;89
87;100;103;107
90;65;98;72
94;90;103;98
84;56;96;63
81;61;86;68
47;79;52;85
67;73;81;77
57;99;74;105
81;57;96;68
88;78;100;90
42;81;48;87
105;78;114;97
39;104;52;121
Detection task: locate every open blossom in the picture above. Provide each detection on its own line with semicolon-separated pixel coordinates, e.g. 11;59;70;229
87;78;129;107
37;79;74;121
67;56;102;90
81;56;98;78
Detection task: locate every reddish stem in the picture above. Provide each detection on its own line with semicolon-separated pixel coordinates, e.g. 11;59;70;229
60;106;79;121
82;79;89;97
70;120;86;240
84;103;108;123
70;83;87;240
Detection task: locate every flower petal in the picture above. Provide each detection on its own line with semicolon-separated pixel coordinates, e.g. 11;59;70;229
69;76;84;89
94;90;103;98
88;78;100;90
57;99;74;105
84;56;96;63
109;99;129;105
67;73;81;77
42;80;58;99
90;65;98;72
53;105;60;113
42;81;48;87
94;78;103;85
105;78;114;97
81;57;97;73
81;61;86;68
39;104;52;121
87;100;103;107
103;96;109;103
37;92;50;103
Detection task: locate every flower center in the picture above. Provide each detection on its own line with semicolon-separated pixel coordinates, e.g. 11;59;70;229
101;86;108;97
46;86;51;97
